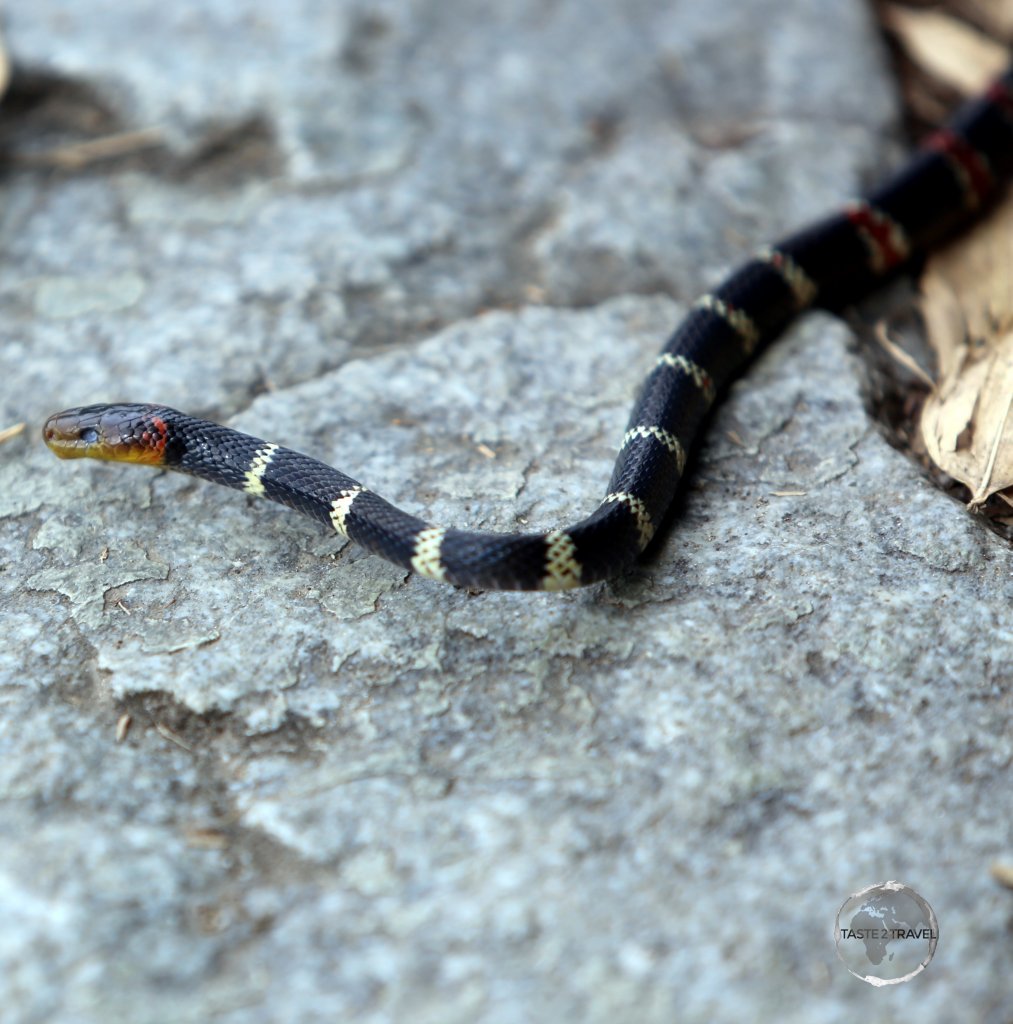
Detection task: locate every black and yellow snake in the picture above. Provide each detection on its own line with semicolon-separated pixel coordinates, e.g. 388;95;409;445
44;69;1013;590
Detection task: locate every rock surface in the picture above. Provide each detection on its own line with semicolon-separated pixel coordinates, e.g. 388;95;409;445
1;1;1010;1021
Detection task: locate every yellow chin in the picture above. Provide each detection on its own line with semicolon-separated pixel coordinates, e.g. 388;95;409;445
45;438;164;464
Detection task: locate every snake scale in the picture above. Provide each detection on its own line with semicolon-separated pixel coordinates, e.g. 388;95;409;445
45;67;1013;590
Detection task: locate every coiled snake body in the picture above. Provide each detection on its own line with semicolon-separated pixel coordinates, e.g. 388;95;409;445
45;69;1013;590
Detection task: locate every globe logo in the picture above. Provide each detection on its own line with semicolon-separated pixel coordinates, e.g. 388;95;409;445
834;881;939;985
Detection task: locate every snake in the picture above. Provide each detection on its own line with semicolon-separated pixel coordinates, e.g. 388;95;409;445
44;68;1013;591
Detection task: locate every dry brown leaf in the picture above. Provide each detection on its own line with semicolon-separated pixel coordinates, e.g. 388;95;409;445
990;861;1013;890
955;0;1013;40
0;29;9;101
882;5;1009;95
20;127;166;170
919;191;1013;507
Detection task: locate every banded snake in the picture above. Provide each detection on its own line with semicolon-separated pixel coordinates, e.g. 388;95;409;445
44;68;1013;590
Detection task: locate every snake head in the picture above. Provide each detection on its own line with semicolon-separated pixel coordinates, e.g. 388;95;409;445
43;403;174;465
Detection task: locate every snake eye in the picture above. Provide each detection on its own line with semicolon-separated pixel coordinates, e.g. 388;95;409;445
79;427;99;444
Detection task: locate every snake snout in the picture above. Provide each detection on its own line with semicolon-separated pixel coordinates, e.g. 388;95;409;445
43;405;127;460
43;410;95;459
43;403;174;465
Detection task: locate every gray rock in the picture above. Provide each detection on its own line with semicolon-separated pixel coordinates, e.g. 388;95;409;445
2;0;1010;1021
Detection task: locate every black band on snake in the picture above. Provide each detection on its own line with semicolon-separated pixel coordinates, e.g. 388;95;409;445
44;69;1013;591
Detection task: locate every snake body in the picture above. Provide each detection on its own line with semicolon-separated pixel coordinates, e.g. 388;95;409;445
45;69;1013;590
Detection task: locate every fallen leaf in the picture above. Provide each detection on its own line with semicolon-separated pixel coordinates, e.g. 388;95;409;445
0;30;8;100
882;5;1009;95
954;0;1013;40
919;191;1013;507
18;127;165;170
990;861;1013;890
